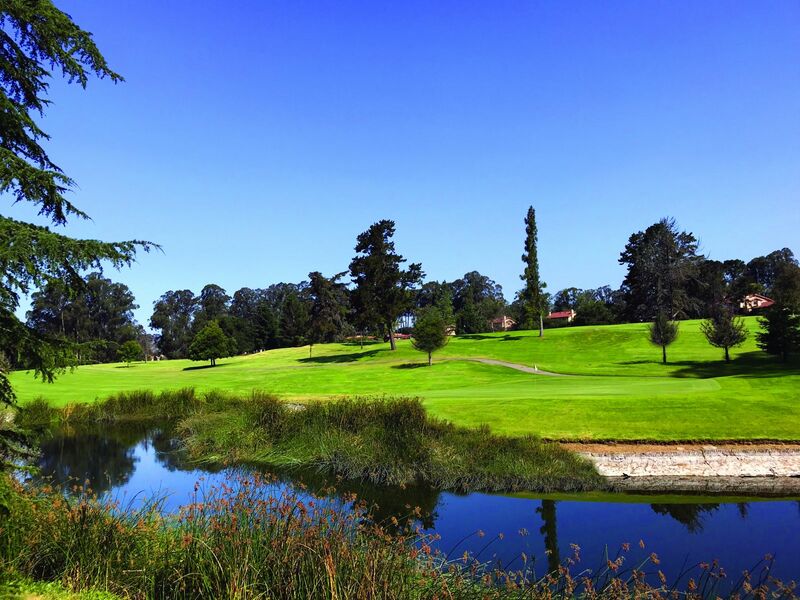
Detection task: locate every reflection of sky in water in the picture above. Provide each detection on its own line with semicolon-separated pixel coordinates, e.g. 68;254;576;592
33;430;800;588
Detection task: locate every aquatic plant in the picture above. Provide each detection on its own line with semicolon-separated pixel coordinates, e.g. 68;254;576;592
0;474;796;599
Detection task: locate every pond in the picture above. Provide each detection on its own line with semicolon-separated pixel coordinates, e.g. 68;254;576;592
28;424;800;589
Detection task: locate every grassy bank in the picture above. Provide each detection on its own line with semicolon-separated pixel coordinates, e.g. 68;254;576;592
11;319;800;441
2;475;790;600
20;391;601;493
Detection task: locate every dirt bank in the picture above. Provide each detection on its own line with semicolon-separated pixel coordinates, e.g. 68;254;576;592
565;443;800;495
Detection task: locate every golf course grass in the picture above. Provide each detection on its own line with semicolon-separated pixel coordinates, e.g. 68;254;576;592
10;317;800;441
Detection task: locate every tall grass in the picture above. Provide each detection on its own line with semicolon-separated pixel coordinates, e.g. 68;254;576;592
177;394;603;492
1;474;795;600
19;391;603;493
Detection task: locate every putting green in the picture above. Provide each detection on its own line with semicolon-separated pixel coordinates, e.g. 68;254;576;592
10;317;800;440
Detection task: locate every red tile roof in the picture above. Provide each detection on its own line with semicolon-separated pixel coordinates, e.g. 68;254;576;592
548;310;574;319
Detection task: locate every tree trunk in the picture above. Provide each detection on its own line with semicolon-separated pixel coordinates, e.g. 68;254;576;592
662;345;667;364
428;351;432;366
360;331;363;349
309;344;313;358
388;324;396;351
724;346;730;362
539;314;544;338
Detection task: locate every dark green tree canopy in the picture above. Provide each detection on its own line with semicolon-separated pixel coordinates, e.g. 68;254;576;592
619;217;701;321
349;220;423;350
117;339;143;366
306;271;349;347
519;206;547;333
193;284;230;330
756;263;800;361
1;2;154;455
149;290;196;359
188;321;234;367
451;271;506;334
26;272;139;363
649;312;679;364
700;306;748;362
411;307;449;366
279;291;310;348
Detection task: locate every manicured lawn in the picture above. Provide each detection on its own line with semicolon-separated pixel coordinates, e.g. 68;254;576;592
10;317;800;440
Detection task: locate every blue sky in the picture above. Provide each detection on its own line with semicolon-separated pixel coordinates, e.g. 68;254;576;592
10;1;800;326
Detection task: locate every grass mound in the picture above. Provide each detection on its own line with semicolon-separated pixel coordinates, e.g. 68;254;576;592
18;390;602;493
179;393;602;492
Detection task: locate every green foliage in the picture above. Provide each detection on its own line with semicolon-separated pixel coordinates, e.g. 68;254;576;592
620;217;700;321
411;308;449;365
756;264;800;361
306;271;349;349
0;3;154;466
1;472;758;600
11;318;800;441
701;307;748;362
649;313;679;364
349;220;423;350
278;291;310;347
519;206;547;333
188;322;234;366
149;290;197;358
161;394;602;491
117;340;143;366
26;273;139;364
451;271;506;334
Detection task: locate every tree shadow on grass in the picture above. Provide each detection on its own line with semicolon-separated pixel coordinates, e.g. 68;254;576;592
182;362;231;371
299;349;382;364
669;353;800;378
391;362;429;369
459;334;523;341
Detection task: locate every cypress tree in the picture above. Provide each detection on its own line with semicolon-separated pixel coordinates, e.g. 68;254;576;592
520;207;547;336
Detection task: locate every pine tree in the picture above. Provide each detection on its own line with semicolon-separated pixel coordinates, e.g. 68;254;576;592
756;264;800;362
649;312;679;364
0;3;154;467
700;307;748;362
349;220;423;350
520;207;547;336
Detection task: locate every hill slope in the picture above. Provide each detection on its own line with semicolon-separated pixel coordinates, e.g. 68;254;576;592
11;318;800;440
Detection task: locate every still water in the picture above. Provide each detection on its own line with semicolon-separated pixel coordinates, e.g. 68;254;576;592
30;425;800;588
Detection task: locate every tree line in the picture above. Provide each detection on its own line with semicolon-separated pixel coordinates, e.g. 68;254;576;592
19;213;799;367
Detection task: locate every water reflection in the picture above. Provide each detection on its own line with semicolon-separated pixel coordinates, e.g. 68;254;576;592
28;424;800;586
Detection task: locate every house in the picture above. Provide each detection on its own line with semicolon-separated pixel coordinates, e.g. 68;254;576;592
445;324;457;336
547;309;576;323
740;293;775;312
489;315;516;332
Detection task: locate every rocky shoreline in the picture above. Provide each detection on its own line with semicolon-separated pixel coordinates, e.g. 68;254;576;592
566;443;800;495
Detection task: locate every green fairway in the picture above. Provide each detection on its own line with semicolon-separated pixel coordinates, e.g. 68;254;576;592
10;317;800;440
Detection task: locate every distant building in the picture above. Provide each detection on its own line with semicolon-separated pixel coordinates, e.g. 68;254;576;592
445;324;457;336
740;293;775;312
547;309;576;323
489;315;516;332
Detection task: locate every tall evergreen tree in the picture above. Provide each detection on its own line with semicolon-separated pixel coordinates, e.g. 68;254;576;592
0;2;153;466
700;306;748;362
619;218;701;322
519;206;547;336
649;312;679;364
306;271;349;356
756;264;800;361
411;307;449;366
349;220;423;350
279;291;310;347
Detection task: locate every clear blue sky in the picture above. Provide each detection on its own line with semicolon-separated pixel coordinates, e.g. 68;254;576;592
10;1;800;326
